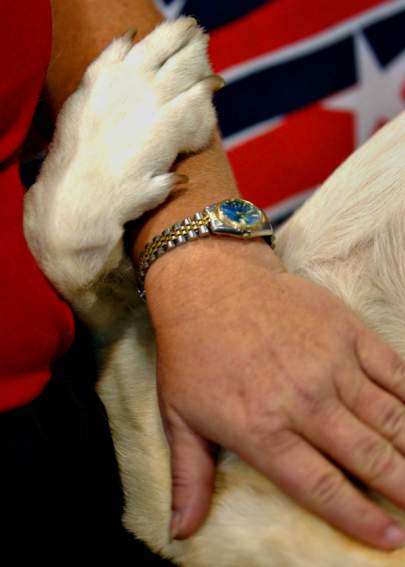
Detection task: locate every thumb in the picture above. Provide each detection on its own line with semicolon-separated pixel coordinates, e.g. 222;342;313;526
166;411;217;540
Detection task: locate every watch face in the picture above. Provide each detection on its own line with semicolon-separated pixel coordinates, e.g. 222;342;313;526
218;199;264;229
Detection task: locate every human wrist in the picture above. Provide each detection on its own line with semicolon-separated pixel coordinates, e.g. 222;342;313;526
144;236;284;323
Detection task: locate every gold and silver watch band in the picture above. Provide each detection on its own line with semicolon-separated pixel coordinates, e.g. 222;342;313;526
136;198;275;300
137;211;211;300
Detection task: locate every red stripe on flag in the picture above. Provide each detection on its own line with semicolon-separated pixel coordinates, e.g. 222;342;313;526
227;105;354;210
210;0;391;72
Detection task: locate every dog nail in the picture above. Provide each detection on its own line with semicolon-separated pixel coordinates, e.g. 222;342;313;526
173;174;189;185
186;17;198;28
127;27;138;41
210;75;225;92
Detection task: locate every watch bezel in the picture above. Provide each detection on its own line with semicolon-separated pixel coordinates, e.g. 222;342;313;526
205;199;274;241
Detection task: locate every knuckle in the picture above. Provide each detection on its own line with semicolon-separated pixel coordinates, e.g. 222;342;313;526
356;438;396;483
267;430;302;456
309;471;346;506
390;357;405;391
248;409;289;449
171;470;192;491
379;402;405;441
339;375;366;413
289;377;327;416
315;398;342;425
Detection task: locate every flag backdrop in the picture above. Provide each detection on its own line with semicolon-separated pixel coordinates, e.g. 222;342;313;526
154;0;405;223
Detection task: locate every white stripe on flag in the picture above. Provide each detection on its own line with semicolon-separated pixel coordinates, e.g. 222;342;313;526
224;116;283;150
221;0;405;83
153;0;187;20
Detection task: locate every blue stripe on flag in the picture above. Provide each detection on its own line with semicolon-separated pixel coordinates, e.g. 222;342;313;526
180;0;270;31
364;8;405;66
215;37;357;138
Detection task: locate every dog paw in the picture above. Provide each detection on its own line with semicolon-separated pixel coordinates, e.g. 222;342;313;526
55;17;220;223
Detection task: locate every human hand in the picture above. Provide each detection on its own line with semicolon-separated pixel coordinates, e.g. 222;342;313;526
146;237;405;551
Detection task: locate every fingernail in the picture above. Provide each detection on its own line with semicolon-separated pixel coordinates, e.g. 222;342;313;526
170;511;184;540
384;524;405;548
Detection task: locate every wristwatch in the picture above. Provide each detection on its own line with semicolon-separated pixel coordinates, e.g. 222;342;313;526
137;198;275;300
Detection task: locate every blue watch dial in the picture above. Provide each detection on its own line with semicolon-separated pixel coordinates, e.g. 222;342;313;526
219;199;262;227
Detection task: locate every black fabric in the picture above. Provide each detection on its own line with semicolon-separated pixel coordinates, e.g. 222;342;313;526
179;0;270;32
0;318;173;563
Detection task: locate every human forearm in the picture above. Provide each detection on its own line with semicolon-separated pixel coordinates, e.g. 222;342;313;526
47;0;162;116
131;131;240;257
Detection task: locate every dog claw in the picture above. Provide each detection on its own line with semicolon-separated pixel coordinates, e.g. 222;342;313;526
126;27;138;42
172;173;189;185
208;74;226;92
186;17;198;28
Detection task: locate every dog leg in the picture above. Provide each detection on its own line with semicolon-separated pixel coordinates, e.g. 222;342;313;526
277;110;405;357
24;17;218;329
105;111;405;566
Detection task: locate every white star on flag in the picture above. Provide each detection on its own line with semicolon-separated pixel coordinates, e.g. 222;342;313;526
154;0;187;19
325;33;405;146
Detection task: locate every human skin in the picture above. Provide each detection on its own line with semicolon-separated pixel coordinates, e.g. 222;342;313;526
45;0;405;550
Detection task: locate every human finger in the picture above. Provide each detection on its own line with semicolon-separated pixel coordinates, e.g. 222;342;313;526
342;378;405;455
304;400;405;513
239;428;405;550
164;409;216;540
356;330;405;402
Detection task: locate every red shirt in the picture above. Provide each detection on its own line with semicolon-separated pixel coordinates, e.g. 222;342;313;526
0;0;75;411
